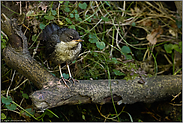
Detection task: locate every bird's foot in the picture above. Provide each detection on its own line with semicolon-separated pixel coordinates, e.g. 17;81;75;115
58;77;70;88
68;77;79;83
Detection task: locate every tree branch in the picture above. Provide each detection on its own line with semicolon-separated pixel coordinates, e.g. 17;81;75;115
2;14;182;111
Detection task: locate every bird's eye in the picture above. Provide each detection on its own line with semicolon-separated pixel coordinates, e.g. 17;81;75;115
69;36;73;40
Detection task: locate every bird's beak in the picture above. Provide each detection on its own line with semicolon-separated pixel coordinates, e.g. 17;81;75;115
73;39;84;42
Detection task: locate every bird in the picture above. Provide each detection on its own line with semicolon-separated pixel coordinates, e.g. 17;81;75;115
40;23;84;88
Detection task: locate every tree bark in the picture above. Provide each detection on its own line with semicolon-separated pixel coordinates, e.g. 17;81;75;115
2;14;182;111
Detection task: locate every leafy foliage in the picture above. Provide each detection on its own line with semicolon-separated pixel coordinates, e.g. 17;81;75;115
1;1;182;122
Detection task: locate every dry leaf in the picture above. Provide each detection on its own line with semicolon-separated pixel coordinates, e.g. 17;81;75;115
169;29;178;37
146;26;163;45
38;2;48;13
169;22;178;37
140;19;152;27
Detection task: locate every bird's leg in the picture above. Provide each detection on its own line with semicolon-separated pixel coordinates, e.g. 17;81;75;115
66;63;79;83
58;64;70;88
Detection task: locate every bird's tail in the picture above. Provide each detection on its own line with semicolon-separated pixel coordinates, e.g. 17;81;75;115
39;23;60;41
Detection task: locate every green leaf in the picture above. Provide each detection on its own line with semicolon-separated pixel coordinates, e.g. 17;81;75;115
6;103;17;110
65;18;72;24
125;55;133;60
32;34;37;41
78;18;82;21
64;7;70;12
39;23;46;30
111;58;118;64
1;96;12;105
1;40;7;49
96;41;105;49
164;44;173;53
1;113;6;120
62;73;69;79
79;2;87;9
101;16;109;22
51;10;57;16
59;1;64;4
44;15;55;20
131;22;136;26
85;30;90;33
176;20;182;29
72;60;76;64
70;13;74;18
73;10;78;14
75;14;80;20
22;93;29;99
88;34;98;43
64;1;69;6
68;25;76;30
82;114;86;120
113;69;125;76
179;42;182;47
121;46;131;54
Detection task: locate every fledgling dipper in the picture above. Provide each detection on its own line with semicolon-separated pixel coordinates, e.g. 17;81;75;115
40;23;84;87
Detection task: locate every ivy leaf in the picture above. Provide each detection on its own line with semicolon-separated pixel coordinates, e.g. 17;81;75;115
64;7;70;12
75;14;80;20
164;44;173;53
96;41;105;49
176;20;182;29
51;10;57;16
121;46;132;60
68;25;76;30
111;58;118;64
131;22;136;26
79;2;87;9
62;73;69;79
70;13;74;18
22;93;29;99
44;15;54;20
65;18;72;24
101;16;109;22
74;10;78;14
121;46;131;54
88;34;98;43
1;96;12;105
39;23;46;30
32;34;37;41
125;55;133;60
64;1;69;6
6;103;17;111
113;69;125;76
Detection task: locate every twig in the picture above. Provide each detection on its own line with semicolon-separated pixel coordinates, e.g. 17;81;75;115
171;92;181;102
6;70;16;97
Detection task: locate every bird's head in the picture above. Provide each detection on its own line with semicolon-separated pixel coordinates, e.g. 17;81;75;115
58;28;84;47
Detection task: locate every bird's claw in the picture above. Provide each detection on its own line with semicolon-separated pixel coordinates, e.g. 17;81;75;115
58;77;70;88
68;77;79;83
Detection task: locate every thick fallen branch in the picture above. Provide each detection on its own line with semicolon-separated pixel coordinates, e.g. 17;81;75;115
2;14;182;111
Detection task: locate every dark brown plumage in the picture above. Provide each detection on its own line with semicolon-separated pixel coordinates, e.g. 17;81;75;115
40;23;84;87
